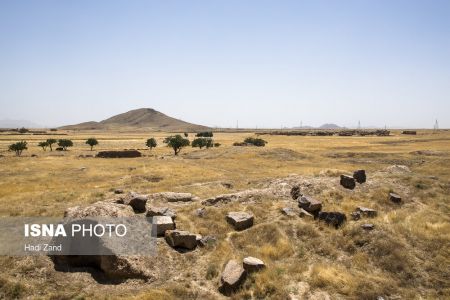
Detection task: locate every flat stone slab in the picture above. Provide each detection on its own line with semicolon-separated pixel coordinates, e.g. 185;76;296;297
389;193;402;204
243;256;265;272
153;216;175;236
226;212;254;231
219;259;246;295
356;207;377;218
298;196;322;214
165;230;197;250
361;223;375;230
146;206;177;219
281;207;297;217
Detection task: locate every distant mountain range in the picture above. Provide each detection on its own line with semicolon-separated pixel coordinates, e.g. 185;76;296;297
0;119;42;128
292;123;343;129
59;108;210;131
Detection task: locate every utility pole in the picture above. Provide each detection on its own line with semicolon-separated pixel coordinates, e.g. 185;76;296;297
357;120;361;130
434;119;439;132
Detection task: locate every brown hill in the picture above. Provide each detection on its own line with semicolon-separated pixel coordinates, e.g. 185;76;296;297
60;108;210;131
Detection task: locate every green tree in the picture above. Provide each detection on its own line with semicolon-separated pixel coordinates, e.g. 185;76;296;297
86;138;98;150
196;131;213;137
46;138;57;151
58;139;73;151
244;137;267;147
38;141;49;151
192;138;207;149
146;138;157;150
8;141;27;156
164;135;190;155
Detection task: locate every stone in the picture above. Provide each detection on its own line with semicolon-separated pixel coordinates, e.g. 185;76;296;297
340;174;356;190
219;259;246;295
281;207;296;217
165;230;197;250
128;192;148;213
351;211;361;221
149;192;197;202
198;235;217;247
226;212;254;230
153;216;175;236
114;189;124;194
290;185;302;200
298;196;322;214
389;193;402;204
317;212;347;229
243;257;265;272
195;207;206;217
353;170;366;184
146;206;177;219
356;207;377;218
299;208;314;219
361;223;375;230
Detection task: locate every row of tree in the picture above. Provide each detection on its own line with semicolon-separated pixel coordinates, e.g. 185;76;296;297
146;135;220;155
8;138;99;156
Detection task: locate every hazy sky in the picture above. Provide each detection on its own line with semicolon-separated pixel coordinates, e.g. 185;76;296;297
0;0;449;128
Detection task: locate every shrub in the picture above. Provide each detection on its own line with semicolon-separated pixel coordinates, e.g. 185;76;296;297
184;132;189;137
46;138;57;151
214;143;221;147
58;139;73;151
8;141;27;156
38;141;49;151
146;138;157;150
163;135;190;155
18;127;28;134
244;137;267;147
196;131;213;137
85;138;98;150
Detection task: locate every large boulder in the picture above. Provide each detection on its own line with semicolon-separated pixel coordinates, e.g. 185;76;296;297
146;206;177;219
128;192;148;213
219;260;246;295
389;193;402;204
317;212;347;229
154;216;175;236
243;257;265;272
298;196;322;214
165;230;197;250
226;212;254;231
149;192;198;202
353;170;366;184
340;175;356;190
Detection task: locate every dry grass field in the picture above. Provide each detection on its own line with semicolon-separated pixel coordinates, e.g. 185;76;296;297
0;129;449;299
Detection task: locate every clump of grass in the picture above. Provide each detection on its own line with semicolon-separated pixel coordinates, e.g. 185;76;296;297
0;277;26;299
205;264;219;280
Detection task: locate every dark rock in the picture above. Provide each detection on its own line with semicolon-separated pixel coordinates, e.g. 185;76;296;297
351;211;361;221
353;170;366;184
402;130;417;135
389;193;402;204
298;196;322;214
219;260;246;295
361;223;375;230
340;174;356;190
114;189;124;194
128;192;148;213
290;185;302;200
226;212;254;231
96;150;142;158
165;230;197;250
317;211;347;228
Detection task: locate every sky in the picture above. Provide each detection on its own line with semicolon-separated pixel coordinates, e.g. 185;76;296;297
0;0;449;128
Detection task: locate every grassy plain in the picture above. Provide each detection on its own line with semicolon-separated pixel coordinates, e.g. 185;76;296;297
0;129;449;299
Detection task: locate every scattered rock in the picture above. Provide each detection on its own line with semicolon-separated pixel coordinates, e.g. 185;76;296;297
340;174;356;190
96;150;142;158
389;192;402;204
114;189;124;194
198;235;217;247
243;257;265;272
165;230;197;250
298;196;322;214
299;208;314;219
351;211;361;221
385;165;411;173
361;223;375;230
219;259;246;295
195;207;206;217
222;182;233;189
154;216;175;236
146;206;177;219
149;192;198;202
290;185;302;200
356;207;377;218
128;192;148;213
317;212;347;228
31;154;38;157
353;170;366;184
226;212;254;231
281;207;297;217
